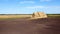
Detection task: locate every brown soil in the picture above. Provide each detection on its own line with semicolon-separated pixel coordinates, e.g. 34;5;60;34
0;18;60;34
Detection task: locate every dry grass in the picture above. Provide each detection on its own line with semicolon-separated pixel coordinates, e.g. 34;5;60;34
0;14;60;20
0;15;31;19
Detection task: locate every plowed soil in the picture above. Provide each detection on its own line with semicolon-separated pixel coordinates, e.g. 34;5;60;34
0;17;60;34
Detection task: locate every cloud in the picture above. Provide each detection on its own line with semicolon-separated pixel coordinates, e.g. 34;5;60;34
48;6;60;8
20;1;35;4
26;6;48;9
40;0;51;2
25;6;60;12
25;6;60;9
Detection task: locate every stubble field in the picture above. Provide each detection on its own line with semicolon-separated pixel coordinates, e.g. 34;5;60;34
0;14;60;34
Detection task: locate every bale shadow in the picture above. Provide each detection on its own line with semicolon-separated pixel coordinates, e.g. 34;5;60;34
30;17;60;24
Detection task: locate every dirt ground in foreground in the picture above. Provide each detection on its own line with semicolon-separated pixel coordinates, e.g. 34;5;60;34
0;18;60;34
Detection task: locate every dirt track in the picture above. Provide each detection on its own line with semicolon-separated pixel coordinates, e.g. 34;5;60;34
0;18;60;34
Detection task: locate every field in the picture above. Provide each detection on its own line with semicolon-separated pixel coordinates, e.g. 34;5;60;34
0;14;60;34
0;14;31;19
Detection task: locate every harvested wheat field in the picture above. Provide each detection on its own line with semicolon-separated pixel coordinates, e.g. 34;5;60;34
0;14;60;34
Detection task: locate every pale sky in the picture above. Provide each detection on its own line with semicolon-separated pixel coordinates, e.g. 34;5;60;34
0;0;60;14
